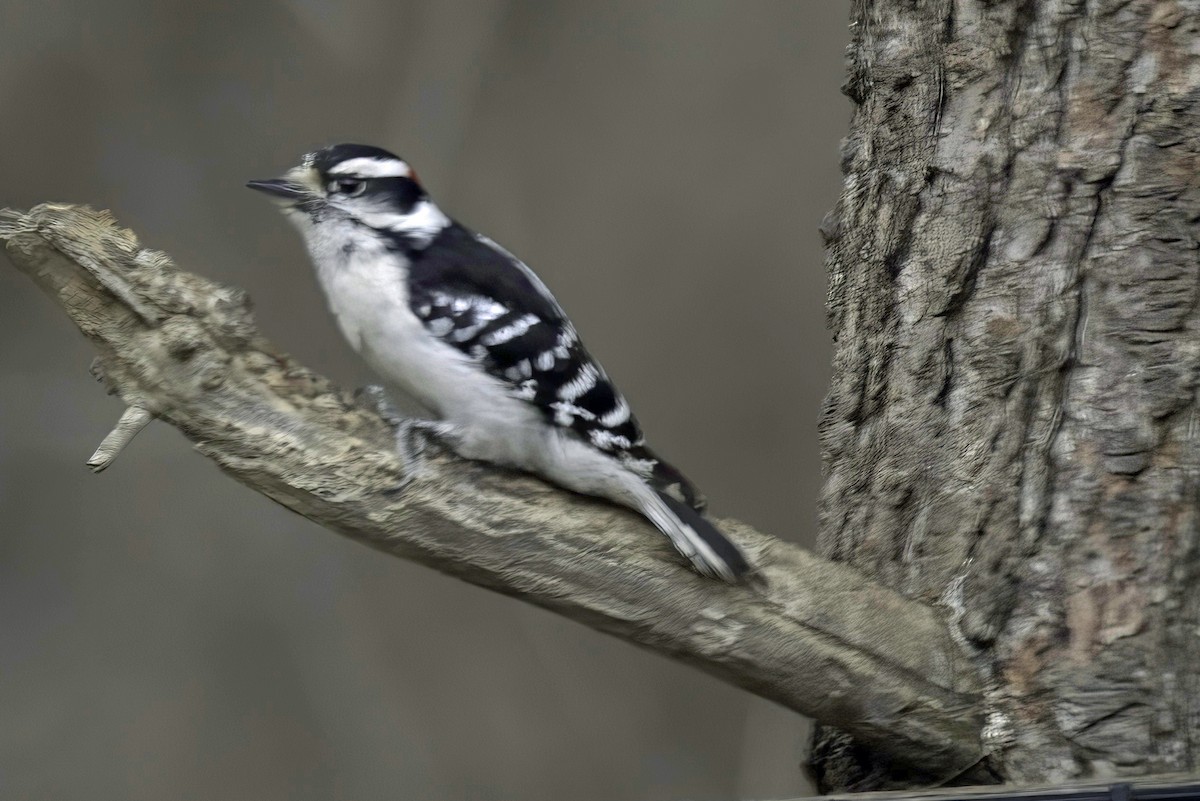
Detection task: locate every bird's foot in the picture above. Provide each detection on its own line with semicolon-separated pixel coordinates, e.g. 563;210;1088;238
394;418;459;487
355;384;405;428
354;385;457;494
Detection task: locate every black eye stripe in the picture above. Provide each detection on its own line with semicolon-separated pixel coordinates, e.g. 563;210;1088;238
328;177;367;196
320;174;426;212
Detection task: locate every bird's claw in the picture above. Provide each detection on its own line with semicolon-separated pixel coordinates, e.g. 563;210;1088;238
355;384;405;428
395;418;457;480
355;385;455;493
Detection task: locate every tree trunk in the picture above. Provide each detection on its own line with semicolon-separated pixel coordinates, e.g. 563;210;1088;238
812;0;1200;791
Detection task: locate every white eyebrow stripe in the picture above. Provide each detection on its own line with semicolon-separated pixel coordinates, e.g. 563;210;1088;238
328;157;411;178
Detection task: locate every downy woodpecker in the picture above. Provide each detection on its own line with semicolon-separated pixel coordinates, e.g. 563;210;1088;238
248;144;748;582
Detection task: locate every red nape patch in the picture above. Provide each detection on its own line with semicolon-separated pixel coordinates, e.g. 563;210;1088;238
408;166;421;185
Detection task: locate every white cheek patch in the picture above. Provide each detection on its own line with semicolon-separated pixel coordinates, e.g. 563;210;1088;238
359;200;452;247
328;157;412;178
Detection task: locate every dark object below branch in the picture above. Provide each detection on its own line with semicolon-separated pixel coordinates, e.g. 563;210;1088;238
802;773;1200;801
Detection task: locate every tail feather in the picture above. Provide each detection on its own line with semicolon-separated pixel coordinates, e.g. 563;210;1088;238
640;490;750;582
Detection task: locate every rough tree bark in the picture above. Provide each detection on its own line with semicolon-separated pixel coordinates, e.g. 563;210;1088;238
812;0;1200;792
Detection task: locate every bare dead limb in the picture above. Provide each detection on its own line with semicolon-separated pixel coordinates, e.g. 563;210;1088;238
86;404;153;471
0;203;986;777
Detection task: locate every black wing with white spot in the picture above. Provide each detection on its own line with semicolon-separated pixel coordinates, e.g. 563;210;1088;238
403;223;705;510
406;224;639;449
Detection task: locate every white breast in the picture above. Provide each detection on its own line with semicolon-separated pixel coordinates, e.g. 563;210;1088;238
296;218;546;467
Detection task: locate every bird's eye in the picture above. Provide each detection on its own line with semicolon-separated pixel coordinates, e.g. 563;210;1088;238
328;178;366;197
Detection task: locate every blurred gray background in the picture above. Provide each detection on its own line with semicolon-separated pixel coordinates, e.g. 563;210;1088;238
0;2;847;799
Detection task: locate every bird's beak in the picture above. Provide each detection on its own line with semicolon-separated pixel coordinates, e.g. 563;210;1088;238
246;178;308;201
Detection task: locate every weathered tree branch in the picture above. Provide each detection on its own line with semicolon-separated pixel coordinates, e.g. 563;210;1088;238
86;404;153;471
1;203;985;777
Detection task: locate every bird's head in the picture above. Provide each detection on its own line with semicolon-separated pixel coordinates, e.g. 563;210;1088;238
248;143;449;248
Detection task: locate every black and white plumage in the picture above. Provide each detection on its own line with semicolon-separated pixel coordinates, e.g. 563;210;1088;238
248;143;748;581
